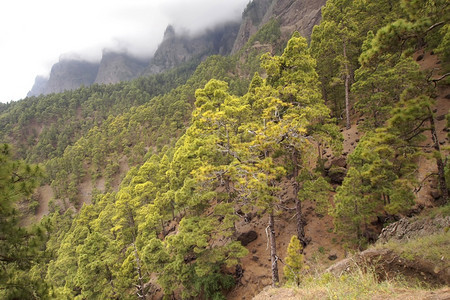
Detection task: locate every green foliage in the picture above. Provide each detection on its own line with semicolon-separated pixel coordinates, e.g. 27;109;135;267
2;1;449;296
248;18;281;46
283;236;305;286
0;144;48;299
353;56;426;130
377;231;450;271
310;0;402;122
435;24;450;74
360;0;449;64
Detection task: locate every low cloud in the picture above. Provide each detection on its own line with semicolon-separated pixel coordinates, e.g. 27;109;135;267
0;0;248;102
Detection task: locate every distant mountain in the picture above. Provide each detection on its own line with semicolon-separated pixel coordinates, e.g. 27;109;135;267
94;51;148;85
27;75;48;97
144;22;240;75
27;0;326;96
28;59;99;96
27;23;240;96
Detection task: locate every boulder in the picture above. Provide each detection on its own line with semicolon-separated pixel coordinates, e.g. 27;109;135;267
328;166;347;184
237;230;258;246
324;156;347;170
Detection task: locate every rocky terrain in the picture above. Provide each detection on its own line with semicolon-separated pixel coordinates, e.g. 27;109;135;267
144;22;240;75
232;0;326;53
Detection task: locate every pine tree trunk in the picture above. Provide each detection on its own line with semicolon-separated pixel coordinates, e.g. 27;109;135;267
161;218;166;237
429;111;448;203
133;243;146;299
295;200;307;248
343;40;351;129
268;212;279;286
292;151;306;248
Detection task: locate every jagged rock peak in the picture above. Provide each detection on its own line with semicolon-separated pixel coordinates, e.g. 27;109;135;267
144;22;240;76
27;75;48;97
163;25;176;40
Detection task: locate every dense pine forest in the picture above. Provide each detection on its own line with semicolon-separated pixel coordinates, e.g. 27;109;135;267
1;0;449;299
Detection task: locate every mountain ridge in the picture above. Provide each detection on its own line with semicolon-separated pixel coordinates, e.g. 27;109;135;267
27;0;327;97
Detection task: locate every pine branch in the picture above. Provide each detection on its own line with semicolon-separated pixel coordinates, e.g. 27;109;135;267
425;21;445;33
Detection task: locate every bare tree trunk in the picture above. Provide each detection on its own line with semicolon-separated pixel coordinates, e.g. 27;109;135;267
133;243;146;299
343;40;351;129
428;110;448;203
268;212;279;286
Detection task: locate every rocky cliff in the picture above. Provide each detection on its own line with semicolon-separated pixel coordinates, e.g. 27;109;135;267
27;59;100;96
43;59;99;95
94;51;147;85
27;75;48;97
144;22;240;75
232;0;326;53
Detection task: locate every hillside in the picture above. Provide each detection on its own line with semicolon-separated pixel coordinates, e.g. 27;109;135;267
0;0;449;299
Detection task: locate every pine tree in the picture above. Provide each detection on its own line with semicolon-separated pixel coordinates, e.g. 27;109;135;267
260;33;341;247
0;144;47;299
283;236;305;287
353;55;426;130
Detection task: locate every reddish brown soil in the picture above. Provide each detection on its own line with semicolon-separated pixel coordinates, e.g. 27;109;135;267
414;51;449;207
227;178;345;300
36;184;53;220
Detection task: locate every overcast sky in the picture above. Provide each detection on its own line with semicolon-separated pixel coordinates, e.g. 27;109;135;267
0;0;248;103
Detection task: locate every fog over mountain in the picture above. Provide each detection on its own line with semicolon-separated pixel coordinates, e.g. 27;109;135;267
0;0;248;103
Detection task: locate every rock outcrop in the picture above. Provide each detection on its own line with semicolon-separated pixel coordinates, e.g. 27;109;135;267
27;0;327;96
377;216;450;244
39;59;99;95
232;0;327;53
144;22;240;75
27;75;48;97
231;0;274;53
94;51;147;85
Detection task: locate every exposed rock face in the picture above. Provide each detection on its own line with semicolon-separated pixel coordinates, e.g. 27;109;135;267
27;21;240;95
43;59;99;95
144;22;240;75
94;51;147;85
232;0;327;53
232;0;274;53
27;75;48;97
271;0;326;37
377;216;450;244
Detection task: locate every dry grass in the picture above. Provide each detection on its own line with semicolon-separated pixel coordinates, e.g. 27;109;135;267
254;266;449;299
375;231;450;269
255;231;450;299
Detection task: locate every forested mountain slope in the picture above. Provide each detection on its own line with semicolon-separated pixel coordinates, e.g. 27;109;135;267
0;0;449;299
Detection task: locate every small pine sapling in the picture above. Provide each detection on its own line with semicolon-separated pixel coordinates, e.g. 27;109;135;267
283;235;306;286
